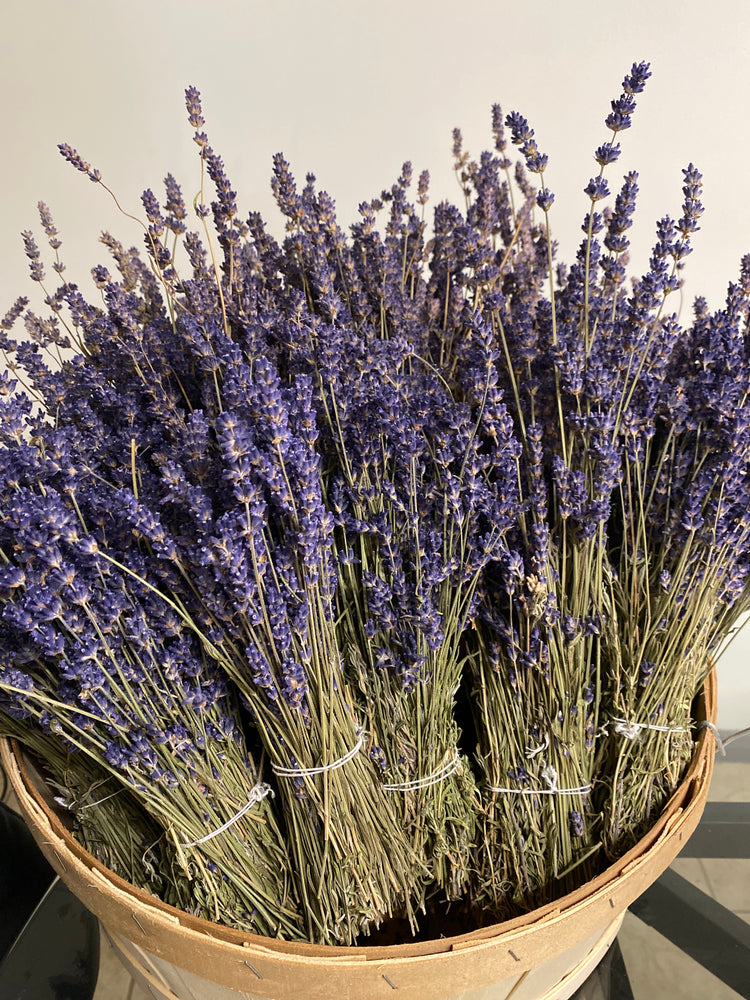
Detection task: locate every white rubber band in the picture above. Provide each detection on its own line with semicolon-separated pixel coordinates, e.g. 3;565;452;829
179;782;274;848
271;734;364;778
383;749;461;792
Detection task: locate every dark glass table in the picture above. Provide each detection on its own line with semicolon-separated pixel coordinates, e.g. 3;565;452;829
571;798;750;1000
0;800;100;1000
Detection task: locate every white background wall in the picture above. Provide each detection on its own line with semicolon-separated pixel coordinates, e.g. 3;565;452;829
1;0;748;729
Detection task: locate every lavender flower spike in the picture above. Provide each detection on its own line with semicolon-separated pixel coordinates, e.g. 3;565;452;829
57;143;101;183
505;111;549;174
184;85;205;129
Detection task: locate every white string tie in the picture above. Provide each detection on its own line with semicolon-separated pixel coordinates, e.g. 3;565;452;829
525;736;549;759
53;786;125;813
611;719;643;740
179;782;274;849
271;734;363;778
697;720;726;757
383;749;461;792
76;788;126;812
488;758;590;797
610;716;689;739
487;781;591;797
540;763;558;792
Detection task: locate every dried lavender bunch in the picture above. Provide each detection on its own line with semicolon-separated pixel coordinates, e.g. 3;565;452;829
65;772;195;911
1;716;193;910
600;255;750;853
260;162;510;901
266;137;598;912
152;352;425;943
441;61;750;913
329;358;486;902
465;64;679;911
0;409;303;937
0;347;416;943
1;105;424;943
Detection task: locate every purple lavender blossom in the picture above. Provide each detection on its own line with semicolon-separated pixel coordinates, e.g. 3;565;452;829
570;810;585;837
584;176;610;203
505;112;549;174
57;143;101;183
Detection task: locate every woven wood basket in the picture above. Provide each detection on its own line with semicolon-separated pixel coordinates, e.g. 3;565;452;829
1;669;717;1000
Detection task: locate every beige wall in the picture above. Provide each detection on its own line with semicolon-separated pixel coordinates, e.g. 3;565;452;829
1;0;749;729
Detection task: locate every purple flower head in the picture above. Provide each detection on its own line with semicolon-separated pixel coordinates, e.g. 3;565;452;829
163;173;187;235
622;61;652;94
271;153;304;227
90;264;110;289
581;212;604;235
570;810;585;837
601;63;650;138
594;142;621;167
675;163;704;244
21;232;44;283
245;643;281;704
490;103;508;154
104;741;136;771
505;111;533;146
281;657;308;713
37;202;62;252
141;189;164;231
604;171;639;254
57;143;101;183
505;111;548;174
605;94;637;133
451;127;468;170
205;147;238;228
584;177;610;203
639;660;656;688
680;492;705;533
536;189;555;212
184;85;205;130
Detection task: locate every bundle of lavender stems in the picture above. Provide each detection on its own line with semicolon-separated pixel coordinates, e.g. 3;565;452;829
1;62;748;944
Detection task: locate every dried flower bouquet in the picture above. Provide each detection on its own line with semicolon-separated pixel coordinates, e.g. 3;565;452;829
1;61;748;943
